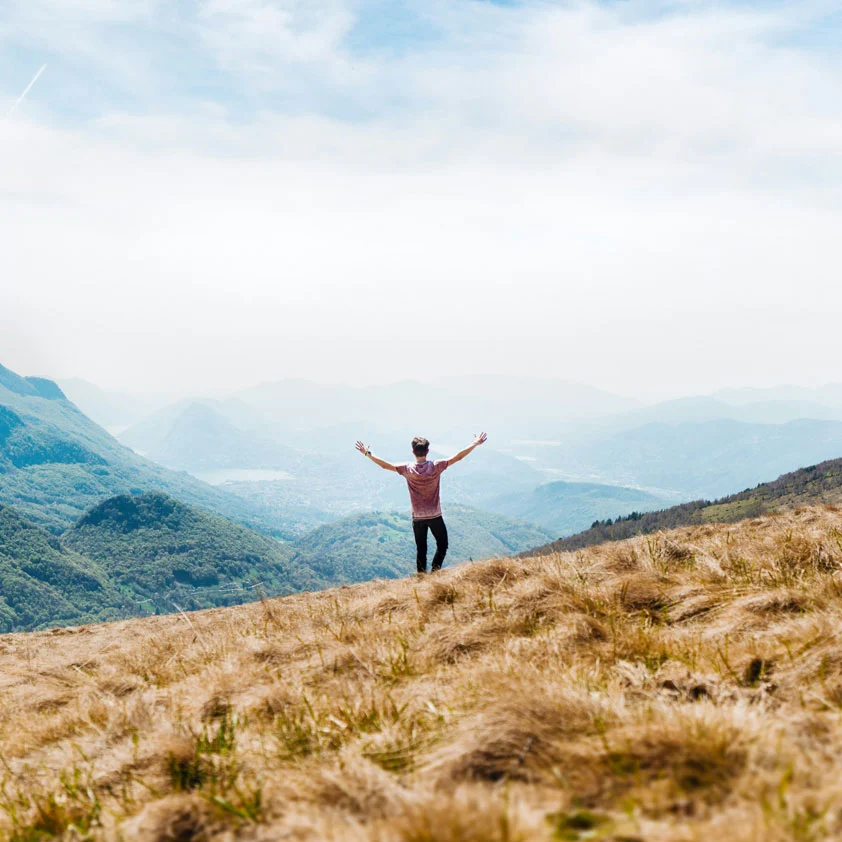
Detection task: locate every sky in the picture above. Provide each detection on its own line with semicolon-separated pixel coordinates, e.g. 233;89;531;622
1;0;841;401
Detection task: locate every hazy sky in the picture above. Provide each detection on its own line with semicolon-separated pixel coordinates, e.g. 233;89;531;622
2;0;841;401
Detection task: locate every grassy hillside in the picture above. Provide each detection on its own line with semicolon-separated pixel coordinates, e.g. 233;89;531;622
530;456;842;554
0;363;290;537
486;479;668;536
1;507;842;839
63;493;322;611
0;503;129;632
288;505;553;582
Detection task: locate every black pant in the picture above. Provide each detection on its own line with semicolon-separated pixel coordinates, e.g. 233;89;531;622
412;516;448;574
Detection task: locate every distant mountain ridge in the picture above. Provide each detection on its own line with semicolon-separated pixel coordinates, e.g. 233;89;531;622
143;403;298;472
604;395;842;427
43;370;842;538
513;418;842;498
527;456;842;555
65;373;842;517
713;384;842;408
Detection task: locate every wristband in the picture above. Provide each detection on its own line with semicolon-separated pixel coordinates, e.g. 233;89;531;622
365;450;372;457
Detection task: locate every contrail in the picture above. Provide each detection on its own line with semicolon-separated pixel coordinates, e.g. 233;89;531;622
7;64;47;116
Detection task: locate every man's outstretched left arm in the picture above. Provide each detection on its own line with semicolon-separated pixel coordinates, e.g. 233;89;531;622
355;440;398;472
446;432;488;466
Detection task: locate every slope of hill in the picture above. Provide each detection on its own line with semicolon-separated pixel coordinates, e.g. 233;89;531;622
0;362;290;536
118;396;264;456
2;507;841;840
486;479;668;536
63;492;321;610
0;503;129;632
288;505;553;582
529;456;842;554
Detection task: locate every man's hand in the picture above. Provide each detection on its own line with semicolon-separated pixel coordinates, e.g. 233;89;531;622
472;432;488;448
356;441;398;472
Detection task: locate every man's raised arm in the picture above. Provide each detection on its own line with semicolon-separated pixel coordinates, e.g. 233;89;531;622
446;432;488;466
355;440;398;472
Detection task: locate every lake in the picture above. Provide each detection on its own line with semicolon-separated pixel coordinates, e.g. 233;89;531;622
192;468;295;485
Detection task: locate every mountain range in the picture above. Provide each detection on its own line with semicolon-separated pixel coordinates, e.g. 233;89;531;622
64;374;842;501
507;417;842;498
140;402;299;474
8;358;842;637
54;369;842;535
61;375;640;448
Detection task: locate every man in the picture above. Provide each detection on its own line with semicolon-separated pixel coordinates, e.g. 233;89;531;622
354;432;488;575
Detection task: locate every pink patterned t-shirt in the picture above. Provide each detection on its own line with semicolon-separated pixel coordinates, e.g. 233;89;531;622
395;459;449;520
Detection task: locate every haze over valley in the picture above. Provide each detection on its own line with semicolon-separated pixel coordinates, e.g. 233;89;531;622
55;368;842;538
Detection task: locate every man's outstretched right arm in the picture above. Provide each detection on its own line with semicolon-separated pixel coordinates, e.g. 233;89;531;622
446;432;488;466
355;440;398;472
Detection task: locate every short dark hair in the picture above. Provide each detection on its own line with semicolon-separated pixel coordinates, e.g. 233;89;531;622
411;436;430;456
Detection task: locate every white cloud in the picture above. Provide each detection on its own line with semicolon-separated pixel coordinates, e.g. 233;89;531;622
197;0;358;73
6;0;160;23
1;0;841;399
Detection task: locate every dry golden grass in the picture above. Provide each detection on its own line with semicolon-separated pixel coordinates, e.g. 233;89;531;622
4;506;842;840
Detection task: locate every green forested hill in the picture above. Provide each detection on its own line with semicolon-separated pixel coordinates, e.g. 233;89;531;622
0;363;289;536
0;503;129;632
288;505;553;582
486;479;668;536
527;456;842;555
63;493;323;611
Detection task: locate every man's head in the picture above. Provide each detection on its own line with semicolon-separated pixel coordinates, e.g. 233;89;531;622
411;436;430;459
